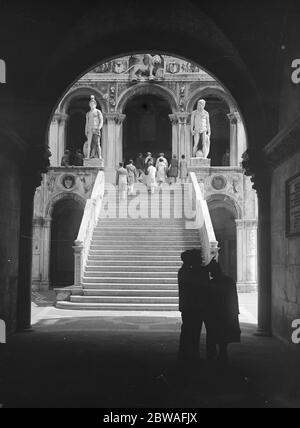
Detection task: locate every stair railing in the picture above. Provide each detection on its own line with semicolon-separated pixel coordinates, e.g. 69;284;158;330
188;172;219;265
73;170;105;286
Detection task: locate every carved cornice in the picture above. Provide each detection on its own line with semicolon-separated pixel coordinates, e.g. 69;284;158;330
264;114;300;168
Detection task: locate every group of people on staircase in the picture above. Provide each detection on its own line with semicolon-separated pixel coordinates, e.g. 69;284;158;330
178;249;241;367
116;152;189;197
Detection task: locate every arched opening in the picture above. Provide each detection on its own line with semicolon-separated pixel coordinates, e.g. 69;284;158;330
50;199;84;288
193;96;230;166
209;204;237;281
123;94;172;162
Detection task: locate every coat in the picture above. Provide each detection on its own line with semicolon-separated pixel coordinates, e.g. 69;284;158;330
207;275;241;344
178;265;210;313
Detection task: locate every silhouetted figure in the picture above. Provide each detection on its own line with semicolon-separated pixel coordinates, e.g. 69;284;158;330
207;259;241;365
178;249;211;362
74;149;84;166
61;149;71;167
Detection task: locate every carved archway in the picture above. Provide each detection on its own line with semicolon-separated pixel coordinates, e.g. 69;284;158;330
206;193;243;220
117;83;178;114
186;86;238;114
45;192;86;218
59;86;108;114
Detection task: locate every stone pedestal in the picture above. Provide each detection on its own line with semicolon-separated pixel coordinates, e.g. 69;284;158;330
84;158;104;168
190;157;211;169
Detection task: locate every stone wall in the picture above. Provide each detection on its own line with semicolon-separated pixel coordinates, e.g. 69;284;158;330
0;154;21;333
271;150;300;341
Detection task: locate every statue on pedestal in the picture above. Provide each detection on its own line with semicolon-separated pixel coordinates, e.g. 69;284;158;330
191;99;211;158
84;95;104;159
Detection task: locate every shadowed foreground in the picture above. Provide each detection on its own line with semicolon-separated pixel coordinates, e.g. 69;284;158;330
0;315;299;408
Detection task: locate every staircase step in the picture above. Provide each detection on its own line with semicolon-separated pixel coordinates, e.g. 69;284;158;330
86;260;182;266
83;289;178;297
87;255;181;261
83;277;178;284
71;296;178;304
85;265;180;272
84;271;178;278
83;283;178;290
56;301;179;311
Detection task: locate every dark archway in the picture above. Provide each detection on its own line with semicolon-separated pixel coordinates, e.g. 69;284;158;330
209;206;237;281
50;199;84;288
193;96;230;166
123;94;172;162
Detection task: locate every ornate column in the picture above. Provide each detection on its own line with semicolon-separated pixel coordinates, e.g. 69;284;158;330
176;112;190;160
48;114;60;166
227;111;240;166
104;113;126;182
169;114;179;157
243;150;272;336
114;113;126;165
40;217;52;290
236;219;258;292
57;113;69;166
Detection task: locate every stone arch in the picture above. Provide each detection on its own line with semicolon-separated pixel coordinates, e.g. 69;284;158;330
59;86;107;115
45;192;86;218
206;193;243;220
186;86;237;114
117;83;178;113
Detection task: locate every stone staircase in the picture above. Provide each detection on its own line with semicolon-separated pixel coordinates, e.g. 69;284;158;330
57;184;202;311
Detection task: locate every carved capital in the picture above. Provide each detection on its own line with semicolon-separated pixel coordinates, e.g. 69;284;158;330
227;111;241;125
168;114;178;125
175;112;190;125
105;113;126;125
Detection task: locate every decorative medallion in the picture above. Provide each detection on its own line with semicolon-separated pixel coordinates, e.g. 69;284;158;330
211;175;227;191
62;175;76;190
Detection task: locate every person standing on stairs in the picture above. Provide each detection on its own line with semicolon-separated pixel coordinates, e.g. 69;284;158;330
156;158;167;187
135;153;145;181
168;154;179;185
116;162;128;200
179;154;188;183
146;160;157;194
126;159;137;196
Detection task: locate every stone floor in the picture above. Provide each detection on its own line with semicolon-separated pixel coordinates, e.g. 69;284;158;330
0;292;299;408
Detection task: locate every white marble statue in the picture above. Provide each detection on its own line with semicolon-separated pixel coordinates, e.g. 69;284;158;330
191;99;211;158
84;95;104;159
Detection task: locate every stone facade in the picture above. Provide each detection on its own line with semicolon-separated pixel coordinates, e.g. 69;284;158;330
32;167;99;290
33;54;257;292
